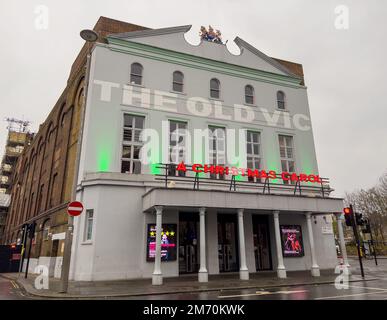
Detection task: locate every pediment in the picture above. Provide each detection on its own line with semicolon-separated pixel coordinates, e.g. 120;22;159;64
108;25;301;79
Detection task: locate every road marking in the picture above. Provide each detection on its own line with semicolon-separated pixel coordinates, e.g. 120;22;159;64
315;290;387;300
218;289;307;299
346;284;387;291
274;290;307;295
218;291;272;299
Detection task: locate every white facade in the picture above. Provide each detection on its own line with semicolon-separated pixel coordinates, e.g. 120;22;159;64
69;25;344;282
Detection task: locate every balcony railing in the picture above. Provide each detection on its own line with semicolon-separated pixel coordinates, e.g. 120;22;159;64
154;163;333;198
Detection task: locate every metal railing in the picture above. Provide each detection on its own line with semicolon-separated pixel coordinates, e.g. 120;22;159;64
154;163;332;198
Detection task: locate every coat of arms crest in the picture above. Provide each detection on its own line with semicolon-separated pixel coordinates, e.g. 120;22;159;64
199;25;223;44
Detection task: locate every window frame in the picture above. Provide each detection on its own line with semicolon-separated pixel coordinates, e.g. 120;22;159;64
83;209;94;242
172;71;184;93
246;130;261;182
210;78;221;99
277;91;286;110
130;62;143;86
121;114;145;174
245;85;255;105
278;134;295;184
168;120;187;176
208;126;226;179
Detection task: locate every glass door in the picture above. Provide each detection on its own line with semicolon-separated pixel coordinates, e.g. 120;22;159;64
253;215;272;271
217;214;239;272
179;213;199;274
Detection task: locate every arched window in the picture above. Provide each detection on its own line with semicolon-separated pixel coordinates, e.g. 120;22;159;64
210;78;220;99
42;219;50;241
245;85;254;104
277;91;286;109
130;63;143;85
172;71;184;92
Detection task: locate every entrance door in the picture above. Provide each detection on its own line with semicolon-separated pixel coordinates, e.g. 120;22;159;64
49;239;59;277
253;215;272;271
217;214;239;272
179;212;199;274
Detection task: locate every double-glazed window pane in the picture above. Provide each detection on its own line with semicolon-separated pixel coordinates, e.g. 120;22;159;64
210;78;220;99
122;114;145;174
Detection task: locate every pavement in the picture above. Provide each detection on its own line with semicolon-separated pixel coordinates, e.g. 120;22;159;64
0;257;385;300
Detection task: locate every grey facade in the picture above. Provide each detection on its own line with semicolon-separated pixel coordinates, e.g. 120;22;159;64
67;25;345;283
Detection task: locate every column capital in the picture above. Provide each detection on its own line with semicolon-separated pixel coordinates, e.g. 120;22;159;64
305;212;312;219
273;210;280;218
154;206;163;215
237;208;244;216
199;207;206;215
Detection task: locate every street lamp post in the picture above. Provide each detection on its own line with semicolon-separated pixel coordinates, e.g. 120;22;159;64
59;29;98;293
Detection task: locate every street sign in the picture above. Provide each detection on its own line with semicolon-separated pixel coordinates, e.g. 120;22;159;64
67;201;84;216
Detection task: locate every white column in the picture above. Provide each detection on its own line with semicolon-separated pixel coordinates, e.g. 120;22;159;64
336;213;351;272
237;209;249;280
152;206;163;285
198;207;208;282
306;212;320;277
273;211;286;278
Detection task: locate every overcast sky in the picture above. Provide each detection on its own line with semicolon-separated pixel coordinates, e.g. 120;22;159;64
0;0;386;197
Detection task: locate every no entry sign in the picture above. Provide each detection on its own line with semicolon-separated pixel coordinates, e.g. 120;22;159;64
67;201;84;216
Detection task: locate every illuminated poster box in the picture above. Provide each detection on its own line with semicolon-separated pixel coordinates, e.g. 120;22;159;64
146;224;177;262
280;225;304;257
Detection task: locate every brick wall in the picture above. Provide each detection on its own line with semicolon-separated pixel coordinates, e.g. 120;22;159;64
2;17;149;261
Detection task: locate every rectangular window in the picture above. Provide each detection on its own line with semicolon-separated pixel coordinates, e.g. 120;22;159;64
246;131;261;182
121;114;145;174
84;209;94;242
168;120;187;176
278;135;295;184
209;126;226;179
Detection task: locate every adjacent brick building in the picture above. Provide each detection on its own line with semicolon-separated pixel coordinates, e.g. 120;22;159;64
3;17;148;276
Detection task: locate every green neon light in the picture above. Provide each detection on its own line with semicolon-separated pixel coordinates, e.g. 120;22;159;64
97;148;111;172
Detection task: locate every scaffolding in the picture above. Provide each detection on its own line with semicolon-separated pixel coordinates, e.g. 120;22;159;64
0;118;33;194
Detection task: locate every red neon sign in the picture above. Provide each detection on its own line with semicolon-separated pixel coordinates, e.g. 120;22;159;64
176;162;322;183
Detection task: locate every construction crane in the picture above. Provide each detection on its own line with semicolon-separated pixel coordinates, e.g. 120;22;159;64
4;117;31;133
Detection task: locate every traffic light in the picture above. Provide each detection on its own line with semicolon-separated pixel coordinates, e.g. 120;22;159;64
28;222;36;239
355;212;365;226
343;207;353;227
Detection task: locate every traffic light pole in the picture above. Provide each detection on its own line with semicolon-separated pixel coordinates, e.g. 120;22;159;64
350;205;364;278
368;222;378;266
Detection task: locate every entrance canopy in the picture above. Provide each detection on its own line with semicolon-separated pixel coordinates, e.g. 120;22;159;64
142;187;343;214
